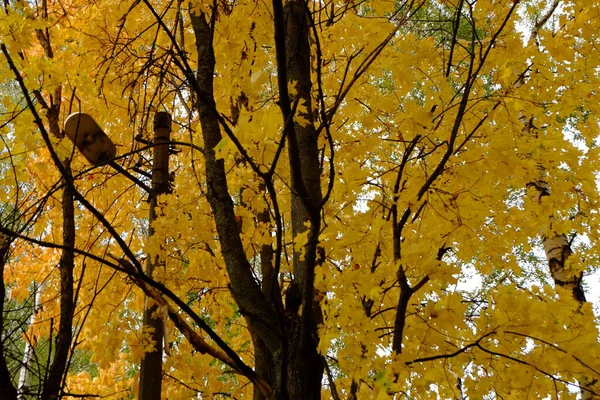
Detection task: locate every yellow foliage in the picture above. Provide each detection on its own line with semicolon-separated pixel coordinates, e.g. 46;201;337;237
0;0;599;398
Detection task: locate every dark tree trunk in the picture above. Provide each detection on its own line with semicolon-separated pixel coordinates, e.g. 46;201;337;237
190;7;284;396
252;207;276;400
0;245;18;400
282;0;324;398
190;0;323;395
139;112;172;400
42;107;75;400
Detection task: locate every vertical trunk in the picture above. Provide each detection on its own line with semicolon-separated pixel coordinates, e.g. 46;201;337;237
17;281;45;399
139;112;172;400
282;1;324;398
543;234;596;398
32;15;77;397
0;245;18;399
1;9;74;398
41;87;76;400
42;172;74;400
532;181;594;398
527;147;593;397
249;329;271;400
537;190;594;398
190;6;283;397
191;0;324;395
252;206;276;400
542;232;585;302
522;7;595;396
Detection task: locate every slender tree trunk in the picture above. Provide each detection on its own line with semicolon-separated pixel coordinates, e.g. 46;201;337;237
191;0;324;394
42;134;75;400
0;245;18;399
282;0;324;397
522;6;597;396
139;112;172;400
524;121;595;397
0;24;74;397
190;6;284;397
542;231;586;302
530;178;596;398
31;14;77;397
41;84;76;400
17;281;45;399
251;199;275;400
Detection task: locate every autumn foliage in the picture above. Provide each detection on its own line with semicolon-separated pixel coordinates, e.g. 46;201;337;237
1;0;600;399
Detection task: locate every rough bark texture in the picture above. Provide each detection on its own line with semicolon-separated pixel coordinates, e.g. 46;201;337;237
190;8;284;397
527;141;595;397
41;88;76;400
252;206;275;400
18;282;45;397
41;175;75;400
190;0;323;395
543;233;586;302
282;0;324;398
139;112;172;400
0;245;18;399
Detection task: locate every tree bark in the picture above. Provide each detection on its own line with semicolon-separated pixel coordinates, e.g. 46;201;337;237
523;6;597;396
190;0;324;395
190;7;284;396
524;115;595;397
252;204;276;400
530;179;596;398
0;245;18;400
41;86;76;400
17;281;45;399
139;112;172;400
281;0;324;397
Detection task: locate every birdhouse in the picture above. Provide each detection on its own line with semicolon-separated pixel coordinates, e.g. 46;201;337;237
64;112;117;165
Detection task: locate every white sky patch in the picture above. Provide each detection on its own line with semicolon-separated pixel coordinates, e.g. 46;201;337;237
456;261;483;293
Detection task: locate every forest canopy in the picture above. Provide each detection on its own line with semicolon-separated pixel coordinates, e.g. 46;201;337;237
0;0;600;399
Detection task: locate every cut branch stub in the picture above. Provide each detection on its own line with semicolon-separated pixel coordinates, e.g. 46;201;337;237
64;112;117;165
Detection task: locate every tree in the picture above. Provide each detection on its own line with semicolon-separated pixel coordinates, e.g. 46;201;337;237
1;0;599;398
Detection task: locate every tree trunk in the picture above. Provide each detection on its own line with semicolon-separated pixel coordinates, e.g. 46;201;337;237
41;85;76;400
0;245;18;400
17;281;45;399
190;7;285;397
139;112;172;400
190;0;324;395
281;0;323;397
527;140;595;398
